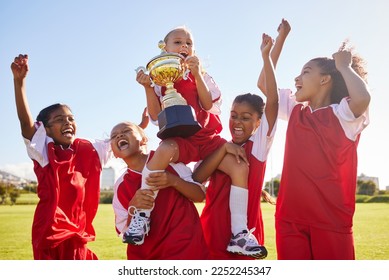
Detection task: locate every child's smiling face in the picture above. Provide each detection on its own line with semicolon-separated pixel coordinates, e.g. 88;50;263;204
164;29;194;58
110;122;146;159
229;101;261;145
45;106;76;147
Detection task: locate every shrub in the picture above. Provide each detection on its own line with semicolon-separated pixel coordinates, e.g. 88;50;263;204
356;195;370;203
100;191;114;204
366;195;389;203
378;190;389;195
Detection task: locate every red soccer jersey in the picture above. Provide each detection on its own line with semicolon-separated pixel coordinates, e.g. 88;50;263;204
200;113;275;259
156;72;223;141
24;123;111;259
157;72;225;164
112;151;209;260
276;90;369;233
170;73;223;144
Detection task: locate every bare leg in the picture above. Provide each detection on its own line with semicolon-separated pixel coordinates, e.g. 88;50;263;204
218;154;249;234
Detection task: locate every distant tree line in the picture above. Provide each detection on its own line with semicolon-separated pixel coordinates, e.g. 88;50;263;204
1;178;386;205
0;182;20;205
356;180;378;196
263;178;387;199
0;181;37;205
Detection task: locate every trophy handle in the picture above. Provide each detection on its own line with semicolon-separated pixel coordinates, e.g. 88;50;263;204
135;66;155;87
183;69;190;80
135;66;146;73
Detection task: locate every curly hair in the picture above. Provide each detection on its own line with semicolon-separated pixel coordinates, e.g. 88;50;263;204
310;40;368;104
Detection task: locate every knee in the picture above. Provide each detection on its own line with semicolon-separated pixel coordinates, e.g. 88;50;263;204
155;139;179;158
231;161;249;177
228;161;249;187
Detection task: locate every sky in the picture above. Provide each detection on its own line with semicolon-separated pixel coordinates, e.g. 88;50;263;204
1;0;388;189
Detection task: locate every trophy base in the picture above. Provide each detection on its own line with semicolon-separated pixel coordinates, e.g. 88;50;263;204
157;105;202;140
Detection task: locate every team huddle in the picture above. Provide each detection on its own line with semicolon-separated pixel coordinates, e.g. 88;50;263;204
11;19;370;260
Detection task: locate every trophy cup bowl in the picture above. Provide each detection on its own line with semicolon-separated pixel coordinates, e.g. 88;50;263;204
147;54;185;91
143;52;202;140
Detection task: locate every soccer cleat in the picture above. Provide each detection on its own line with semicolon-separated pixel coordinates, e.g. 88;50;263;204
122;210;150;245
227;228;268;259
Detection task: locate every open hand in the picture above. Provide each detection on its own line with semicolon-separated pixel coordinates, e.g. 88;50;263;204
145;171;176;190
225;142;249;165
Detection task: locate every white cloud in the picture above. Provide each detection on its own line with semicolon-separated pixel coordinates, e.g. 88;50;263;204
0;162;36;181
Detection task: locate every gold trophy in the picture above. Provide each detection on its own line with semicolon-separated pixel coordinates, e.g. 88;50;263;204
136;41;201;139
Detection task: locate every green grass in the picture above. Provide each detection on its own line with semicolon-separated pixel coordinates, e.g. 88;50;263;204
13;193;40;205
0;205;36;259
0;203;388;260
353;203;389;259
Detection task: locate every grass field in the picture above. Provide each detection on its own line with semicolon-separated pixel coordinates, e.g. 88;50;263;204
0;202;388;260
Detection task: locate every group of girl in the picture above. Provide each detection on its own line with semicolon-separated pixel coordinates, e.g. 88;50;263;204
11;18;370;260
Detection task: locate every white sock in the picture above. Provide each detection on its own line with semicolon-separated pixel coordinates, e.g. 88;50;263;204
141;166;164;216
229;185;248;236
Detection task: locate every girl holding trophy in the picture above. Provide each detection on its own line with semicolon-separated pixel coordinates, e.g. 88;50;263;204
132;26;265;258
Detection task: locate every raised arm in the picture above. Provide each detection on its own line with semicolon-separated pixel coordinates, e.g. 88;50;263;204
136;70;162;122
333;50;370;117
186;55;213;110
257;19;291;93
192;142;248;184
138;107;149;129
11;54;36;140
261;33;279;135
